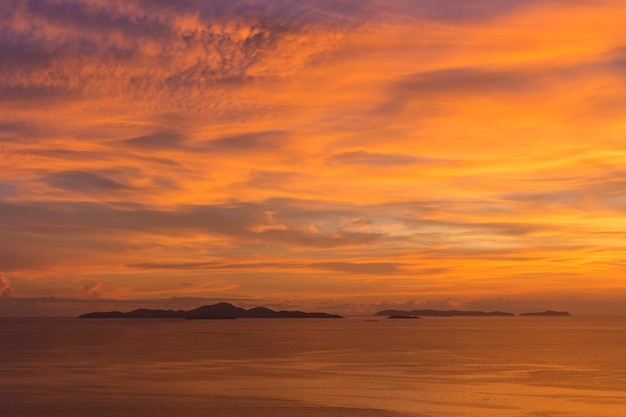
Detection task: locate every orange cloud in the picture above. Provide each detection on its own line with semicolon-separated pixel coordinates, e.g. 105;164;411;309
3;0;626;315
0;276;14;297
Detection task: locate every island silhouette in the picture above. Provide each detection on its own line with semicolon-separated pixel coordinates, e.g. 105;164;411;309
375;309;570;317
375;309;515;317
79;302;343;319
519;311;571;316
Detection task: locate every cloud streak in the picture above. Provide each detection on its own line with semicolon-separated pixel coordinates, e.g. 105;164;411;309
44;171;130;193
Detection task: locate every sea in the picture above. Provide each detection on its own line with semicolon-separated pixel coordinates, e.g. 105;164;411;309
2;316;626;417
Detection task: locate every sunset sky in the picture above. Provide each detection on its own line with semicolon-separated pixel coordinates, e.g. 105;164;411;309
2;0;626;316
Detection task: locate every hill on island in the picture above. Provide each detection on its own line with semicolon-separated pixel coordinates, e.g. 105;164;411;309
79;302;343;319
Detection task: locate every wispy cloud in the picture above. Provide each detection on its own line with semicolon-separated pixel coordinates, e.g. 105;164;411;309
43;171;131;193
198;131;290;153
120;132;188;150
3;0;626;315
328;151;444;167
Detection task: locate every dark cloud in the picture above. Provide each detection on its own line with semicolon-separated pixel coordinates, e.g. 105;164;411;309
0;182;16;198
198;130;289;153
0;35;64;73
20;149;104;160
416;267;449;275
0;121;39;136
43;171;130;193
243;170;308;190
127;261;293;270
124;0;370;31
376;66;541;115
310;262;400;275
257;228;385;248
24;0;173;41
0;0;371;109
503;174;626;210
0;200;252;235
504;189;581;205
184;0;561;27
0;0;572;112
0;233;61;271
117;130;289;155
412;0;544;22
137;156;185;167
404;216;544;238
606;46;626;72
0;195;553;256
120;132;187;150
1;0;562;124
328;150;443;166
10;147;184;177
0;226;157;271
0;199;388;249
0;84;78;102
149;176;182;190
0;121;77;144
378;52;626;119
134;0;552;26
127;260;400;275
402;67;533;95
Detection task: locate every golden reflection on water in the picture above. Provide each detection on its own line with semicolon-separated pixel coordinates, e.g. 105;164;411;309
2;317;626;416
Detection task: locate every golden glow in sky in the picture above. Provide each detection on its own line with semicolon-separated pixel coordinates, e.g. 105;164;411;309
2;0;626;315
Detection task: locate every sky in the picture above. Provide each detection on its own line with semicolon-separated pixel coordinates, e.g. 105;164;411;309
2;0;626;316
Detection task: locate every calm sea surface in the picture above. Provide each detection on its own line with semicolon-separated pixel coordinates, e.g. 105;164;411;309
2;316;626;416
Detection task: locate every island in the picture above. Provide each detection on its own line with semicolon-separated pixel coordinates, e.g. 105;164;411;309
79;302;343;319
375;309;515;317
519;311;571;316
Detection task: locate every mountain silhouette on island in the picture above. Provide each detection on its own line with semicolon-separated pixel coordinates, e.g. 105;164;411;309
376;309;571;317
79;302;343;319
